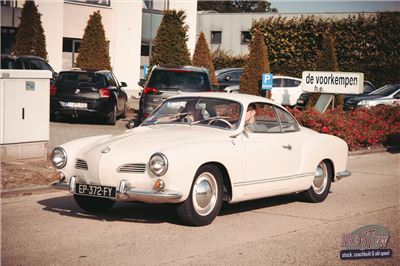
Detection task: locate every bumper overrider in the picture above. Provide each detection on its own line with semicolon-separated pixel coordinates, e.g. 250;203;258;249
336;170;351;180
51;176;183;204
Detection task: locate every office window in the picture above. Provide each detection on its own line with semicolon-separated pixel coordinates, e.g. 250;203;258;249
241;31;251;45
65;0;111;7
141;44;150;56
211;31;222;44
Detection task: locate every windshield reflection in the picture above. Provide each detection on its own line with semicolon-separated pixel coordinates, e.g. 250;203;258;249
142;97;242;130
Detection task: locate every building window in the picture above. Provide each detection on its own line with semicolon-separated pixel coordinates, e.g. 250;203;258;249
211;31;222;44
65;0;111;7
63;38;82;68
241;31;251;45
141;44;150;56
1;27;16;55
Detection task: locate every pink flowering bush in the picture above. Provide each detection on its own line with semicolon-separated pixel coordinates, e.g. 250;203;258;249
289;105;400;151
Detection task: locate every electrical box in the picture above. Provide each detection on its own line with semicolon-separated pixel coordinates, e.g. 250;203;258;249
0;70;51;161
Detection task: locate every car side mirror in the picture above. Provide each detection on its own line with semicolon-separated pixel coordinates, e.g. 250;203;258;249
138;79;146;88
125;120;140;129
121;82;127;87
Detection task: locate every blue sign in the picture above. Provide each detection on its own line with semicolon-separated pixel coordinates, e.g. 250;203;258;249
262;73;273;90
144;64;148;78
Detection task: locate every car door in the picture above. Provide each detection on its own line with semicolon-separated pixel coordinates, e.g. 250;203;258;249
241;102;303;197
106;73;123;112
111;72;127;111
271;78;283;104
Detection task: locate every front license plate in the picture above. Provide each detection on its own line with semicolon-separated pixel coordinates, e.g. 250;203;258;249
75;184;116;198
66;102;87;108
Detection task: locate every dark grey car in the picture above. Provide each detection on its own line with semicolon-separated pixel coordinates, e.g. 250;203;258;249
138;65;213;121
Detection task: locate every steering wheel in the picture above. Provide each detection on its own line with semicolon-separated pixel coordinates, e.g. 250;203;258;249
207;118;233;129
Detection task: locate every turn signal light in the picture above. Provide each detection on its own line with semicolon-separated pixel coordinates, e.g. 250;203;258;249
143;87;161;95
50;85;57;96
99;88;110;98
153;179;165;191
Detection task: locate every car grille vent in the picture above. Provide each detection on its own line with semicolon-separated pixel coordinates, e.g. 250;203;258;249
75;159;88;170
117;164;146;173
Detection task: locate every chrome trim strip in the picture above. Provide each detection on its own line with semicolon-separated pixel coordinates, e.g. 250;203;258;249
117;163;146;173
75;159;88;170
336;170;351;180
233;172;314;187
121;188;182;204
51;176;76;192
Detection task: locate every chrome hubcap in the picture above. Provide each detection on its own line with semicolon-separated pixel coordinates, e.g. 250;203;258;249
312;162;328;194
192;172;217;216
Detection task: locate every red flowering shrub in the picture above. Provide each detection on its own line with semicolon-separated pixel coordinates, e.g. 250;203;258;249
289;105;400;150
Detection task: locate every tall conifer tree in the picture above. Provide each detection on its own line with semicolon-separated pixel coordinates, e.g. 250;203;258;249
192;31;217;85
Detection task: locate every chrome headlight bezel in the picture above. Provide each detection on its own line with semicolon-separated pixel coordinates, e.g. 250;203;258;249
357;100;368;106
149;153;168;176
51;147;67;169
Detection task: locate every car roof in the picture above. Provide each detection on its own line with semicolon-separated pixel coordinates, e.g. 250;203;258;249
273;75;302;81
215;68;243;75
167;92;282;107
154;65;209;73
59;69;111;74
1;55;46;60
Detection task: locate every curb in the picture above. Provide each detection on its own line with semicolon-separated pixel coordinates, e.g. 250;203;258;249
349;147;400;156
1;185;54;198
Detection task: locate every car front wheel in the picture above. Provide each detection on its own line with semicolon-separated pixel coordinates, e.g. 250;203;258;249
303;160;332;203
176;165;223;226
74;195;115;212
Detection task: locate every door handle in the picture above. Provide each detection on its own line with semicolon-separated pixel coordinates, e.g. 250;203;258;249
282;144;292;151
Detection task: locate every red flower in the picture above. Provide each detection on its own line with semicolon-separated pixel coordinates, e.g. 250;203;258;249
322;127;329;133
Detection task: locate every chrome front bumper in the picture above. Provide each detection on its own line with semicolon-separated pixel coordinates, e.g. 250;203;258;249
336;170;351;180
51;177;183;204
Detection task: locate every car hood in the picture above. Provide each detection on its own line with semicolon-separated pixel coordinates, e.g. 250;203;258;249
346;95;382;103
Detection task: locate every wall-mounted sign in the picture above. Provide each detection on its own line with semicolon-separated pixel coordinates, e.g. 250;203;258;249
26;81;35;91
262;73;273;90
302;71;364;95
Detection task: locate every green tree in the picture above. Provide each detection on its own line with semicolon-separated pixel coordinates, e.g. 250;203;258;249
239;30;270;97
198;0;277;13
76;11;111;70
150;10;191;66
13;0;47;59
192;31;217;85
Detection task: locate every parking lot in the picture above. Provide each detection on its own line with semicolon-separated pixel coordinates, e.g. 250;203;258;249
2;151;399;265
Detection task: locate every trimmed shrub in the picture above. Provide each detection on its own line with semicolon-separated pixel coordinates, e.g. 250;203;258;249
13;0;47;59
193;31;217;85
211;49;247;70
240;30;270;96
289;105;400;150
76;11;111;70
150;10;191;66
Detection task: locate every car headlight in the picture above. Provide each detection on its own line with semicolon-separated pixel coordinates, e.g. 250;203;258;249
51;147;67;169
149;153;168;176
357;100;369;106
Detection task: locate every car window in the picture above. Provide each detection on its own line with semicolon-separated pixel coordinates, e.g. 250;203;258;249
273;78;283;87
30;59;47;70
283;79;301;88
247;103;282;133
107;73;117;87
23;61;31;69
229;70;243;81
275;107;300;132
148;69;211;92
111;73;120;87
370;84;399;96
1;58;22;69
363;83;375;93
57;72;107;87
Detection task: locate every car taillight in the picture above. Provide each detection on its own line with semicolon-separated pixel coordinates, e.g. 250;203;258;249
50;85;57;96
143;87;160;95
99;88;110;98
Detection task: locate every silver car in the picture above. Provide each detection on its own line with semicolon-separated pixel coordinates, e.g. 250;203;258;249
345;84;400;110
138;65;214;121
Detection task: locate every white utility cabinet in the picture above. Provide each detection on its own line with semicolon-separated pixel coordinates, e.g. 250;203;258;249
0;70;51;161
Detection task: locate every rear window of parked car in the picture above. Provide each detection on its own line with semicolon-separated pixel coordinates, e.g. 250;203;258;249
148;69;211;92
57;72;107;87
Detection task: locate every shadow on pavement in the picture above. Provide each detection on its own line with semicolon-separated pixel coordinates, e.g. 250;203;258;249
38;192;305;226
37;195;182;225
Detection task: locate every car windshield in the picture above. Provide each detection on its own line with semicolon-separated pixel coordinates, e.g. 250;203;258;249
147;69;211;92
1;58;22;69
369;84;399;96
142;97;242;130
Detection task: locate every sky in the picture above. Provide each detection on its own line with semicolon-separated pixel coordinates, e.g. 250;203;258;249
268;1;400;13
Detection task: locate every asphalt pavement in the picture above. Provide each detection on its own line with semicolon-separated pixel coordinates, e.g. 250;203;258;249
1;152;399;265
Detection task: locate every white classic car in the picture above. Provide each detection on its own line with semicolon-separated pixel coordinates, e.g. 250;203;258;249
51;93;351;226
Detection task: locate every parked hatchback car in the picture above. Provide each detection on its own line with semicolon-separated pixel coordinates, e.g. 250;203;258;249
345;84;400;110
1;54;57;82
51;93;350;226
138;65;213;121
50;69;128;125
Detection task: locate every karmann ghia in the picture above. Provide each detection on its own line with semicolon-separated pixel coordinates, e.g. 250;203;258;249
51;93;350;226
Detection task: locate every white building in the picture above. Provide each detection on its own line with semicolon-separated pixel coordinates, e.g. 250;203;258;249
1;0;198;97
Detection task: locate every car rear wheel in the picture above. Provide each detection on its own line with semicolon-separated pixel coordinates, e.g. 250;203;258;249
121;104;128;119
106;106;117;125
176;165;223;226
303;161;332;203
74;195;115;212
